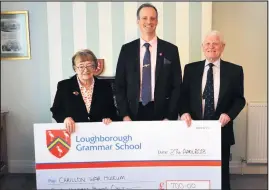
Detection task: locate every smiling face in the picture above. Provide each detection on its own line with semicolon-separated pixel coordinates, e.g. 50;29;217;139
74;54;97;81
137;7;158;37
202;34;225;62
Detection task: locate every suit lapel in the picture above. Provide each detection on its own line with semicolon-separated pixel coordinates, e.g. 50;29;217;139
195;61;205;119
155;38;164;83
216;60;229;111
134;39;141;101
135;39;140;86
89;77;98;116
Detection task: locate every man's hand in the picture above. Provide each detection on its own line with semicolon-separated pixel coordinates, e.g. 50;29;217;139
180;113;192;127
219;113;231;127
123;116;132;121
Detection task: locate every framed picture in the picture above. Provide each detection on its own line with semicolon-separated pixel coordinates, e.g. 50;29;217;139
1;11;31;60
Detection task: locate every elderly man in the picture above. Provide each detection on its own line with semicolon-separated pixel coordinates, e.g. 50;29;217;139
179;30;246;190
115;3;182;121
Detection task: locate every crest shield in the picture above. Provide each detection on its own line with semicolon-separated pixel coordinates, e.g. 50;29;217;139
46;130;71;158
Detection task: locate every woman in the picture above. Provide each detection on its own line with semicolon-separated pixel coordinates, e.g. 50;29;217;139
50;49;118;133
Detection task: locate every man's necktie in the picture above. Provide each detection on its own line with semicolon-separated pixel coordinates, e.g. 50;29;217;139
141;43;151;106
203;63;215;120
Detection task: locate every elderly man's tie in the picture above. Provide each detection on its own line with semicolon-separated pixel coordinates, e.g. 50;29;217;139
203;63;215;120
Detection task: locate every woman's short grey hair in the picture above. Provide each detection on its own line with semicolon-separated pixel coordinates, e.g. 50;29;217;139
71;49;98;71
136;3;158;20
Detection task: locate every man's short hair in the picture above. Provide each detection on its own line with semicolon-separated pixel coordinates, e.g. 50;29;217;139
136;3;158;20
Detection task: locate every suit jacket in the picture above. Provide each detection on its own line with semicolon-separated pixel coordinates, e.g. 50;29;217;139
50;75;118;123
179;59;246;145
115;38;182;120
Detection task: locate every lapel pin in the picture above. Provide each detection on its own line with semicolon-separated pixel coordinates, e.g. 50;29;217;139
159;52;163;56
73;91;79;96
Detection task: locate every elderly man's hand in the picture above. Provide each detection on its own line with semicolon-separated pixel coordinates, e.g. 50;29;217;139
219;113;231;127
180;113;192;127
123;116;132;121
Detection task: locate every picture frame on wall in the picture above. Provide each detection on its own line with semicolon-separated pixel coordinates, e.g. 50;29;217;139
1;11;31;60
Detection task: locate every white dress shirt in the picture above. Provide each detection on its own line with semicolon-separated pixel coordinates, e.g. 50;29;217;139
139;36;157;101
201;59;220;116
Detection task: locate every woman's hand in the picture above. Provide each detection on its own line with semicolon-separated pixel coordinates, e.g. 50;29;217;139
102;118;112;125
64;117;76;133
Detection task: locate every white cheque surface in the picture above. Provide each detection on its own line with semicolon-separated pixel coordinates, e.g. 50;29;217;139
34;121;221;189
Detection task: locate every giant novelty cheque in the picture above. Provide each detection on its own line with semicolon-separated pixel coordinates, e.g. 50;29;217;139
34;120;221;189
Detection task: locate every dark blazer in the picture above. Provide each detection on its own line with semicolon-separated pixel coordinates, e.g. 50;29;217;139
115;38;182;120
50;75;118;123
179;59;246;145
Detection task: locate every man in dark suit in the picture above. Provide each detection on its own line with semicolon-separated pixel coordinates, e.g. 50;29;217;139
115;3;182;121
179;30;246;190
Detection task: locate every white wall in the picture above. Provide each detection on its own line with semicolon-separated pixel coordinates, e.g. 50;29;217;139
1;2;51;173
212;2;267;174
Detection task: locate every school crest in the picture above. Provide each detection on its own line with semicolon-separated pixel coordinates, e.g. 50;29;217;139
93;59;104;76
46;130;71;158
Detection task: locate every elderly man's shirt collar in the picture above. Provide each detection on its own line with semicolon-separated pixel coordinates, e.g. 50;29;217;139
205;58;220;68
